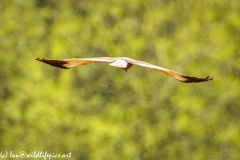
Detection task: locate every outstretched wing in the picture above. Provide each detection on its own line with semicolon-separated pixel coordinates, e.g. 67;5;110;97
36;57;214;83
129;59;214;83
35;57;114;69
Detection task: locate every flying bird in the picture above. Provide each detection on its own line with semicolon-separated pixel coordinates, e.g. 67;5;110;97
36;57;214;83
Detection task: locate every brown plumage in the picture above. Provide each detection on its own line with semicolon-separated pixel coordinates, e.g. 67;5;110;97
35;57;214;83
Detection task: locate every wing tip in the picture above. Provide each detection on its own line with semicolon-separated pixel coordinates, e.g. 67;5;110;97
181;75;215;83
35;57;45;61
205;75;215;81
35;57;69;69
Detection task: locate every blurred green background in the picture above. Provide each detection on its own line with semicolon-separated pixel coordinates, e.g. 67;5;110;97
1;0;240;159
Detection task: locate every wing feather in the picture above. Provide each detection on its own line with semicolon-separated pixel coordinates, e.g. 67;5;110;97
35;57;114;69
130;59;214;83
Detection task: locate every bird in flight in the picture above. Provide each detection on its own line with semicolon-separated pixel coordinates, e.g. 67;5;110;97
36;57;214;83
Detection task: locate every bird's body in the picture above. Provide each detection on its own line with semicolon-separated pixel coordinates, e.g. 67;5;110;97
36;57;214;83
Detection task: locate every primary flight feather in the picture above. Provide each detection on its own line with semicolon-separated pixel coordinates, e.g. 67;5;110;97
35;57;214;83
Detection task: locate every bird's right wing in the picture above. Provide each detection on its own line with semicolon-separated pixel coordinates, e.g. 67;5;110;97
35;57;114;69
131;59;214;83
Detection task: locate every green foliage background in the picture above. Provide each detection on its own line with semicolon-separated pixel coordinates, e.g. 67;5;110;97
1;0;240;159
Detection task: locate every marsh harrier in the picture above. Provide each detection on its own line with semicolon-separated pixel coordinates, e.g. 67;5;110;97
36;57;214;83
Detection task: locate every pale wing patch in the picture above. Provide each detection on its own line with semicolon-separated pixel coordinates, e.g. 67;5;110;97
109;59;128;69
63;59;97;68
133;62;171;72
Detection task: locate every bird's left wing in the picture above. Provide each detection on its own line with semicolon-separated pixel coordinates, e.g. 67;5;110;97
130;59;214;83
35;57;114;69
